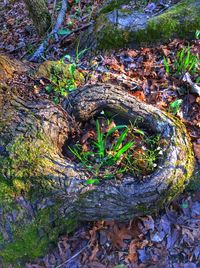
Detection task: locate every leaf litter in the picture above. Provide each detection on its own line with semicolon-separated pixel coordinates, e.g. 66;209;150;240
1;0;200;267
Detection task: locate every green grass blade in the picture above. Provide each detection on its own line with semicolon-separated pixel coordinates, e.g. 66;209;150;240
163;56;170;74
95;120;105;158
113;141;134;161
112;128;129;152
68;146;83;162
106;125;127;137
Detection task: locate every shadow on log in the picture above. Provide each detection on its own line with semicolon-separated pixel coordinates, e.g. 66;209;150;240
0;81;194;264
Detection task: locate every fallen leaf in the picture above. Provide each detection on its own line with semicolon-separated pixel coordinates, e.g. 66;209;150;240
108;225;132;249
126;239;138;263
130;91;146;101
81;130;95;144
126;50;139;58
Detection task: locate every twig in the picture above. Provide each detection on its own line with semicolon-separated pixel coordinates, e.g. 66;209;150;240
55;244;88;268
52;0;58;21
30;0;67;62
182;72;200;95
60;21;93;42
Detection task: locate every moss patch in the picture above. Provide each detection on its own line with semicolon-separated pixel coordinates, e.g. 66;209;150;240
36;60;85;84
0;205;77;266
0;134;53;183
95;14;132;50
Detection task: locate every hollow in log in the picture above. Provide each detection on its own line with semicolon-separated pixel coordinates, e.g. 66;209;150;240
0;82;194;265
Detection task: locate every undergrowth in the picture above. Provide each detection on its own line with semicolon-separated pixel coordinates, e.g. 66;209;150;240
163;45;199;80
44;47;86;104
67;117;161;184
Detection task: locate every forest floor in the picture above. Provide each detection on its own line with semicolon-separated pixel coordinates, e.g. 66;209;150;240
0;0;200;267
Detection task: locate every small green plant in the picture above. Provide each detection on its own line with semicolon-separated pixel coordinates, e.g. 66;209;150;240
174;46;199;76
122;125;161;176
45;62;78;104
169;99;183;115
163;46;199;77
163;56;170;75
44;44;87;103
69;121;134;184
68;119;161;184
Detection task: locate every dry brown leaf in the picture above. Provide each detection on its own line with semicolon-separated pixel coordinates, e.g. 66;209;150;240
156;101;168;110
130;91;146;102
104;57;124;73
81;130;95;144
89;226;98;246
162;47;171;56
126;50;139;58
105;121;116;133
108;225;132;249
126;239;139;263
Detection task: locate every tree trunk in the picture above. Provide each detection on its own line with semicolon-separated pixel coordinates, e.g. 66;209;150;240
0;80;194;264
24;0;51;35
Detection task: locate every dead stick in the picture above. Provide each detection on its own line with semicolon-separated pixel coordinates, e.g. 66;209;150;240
55;244;88;268
30;0;67;62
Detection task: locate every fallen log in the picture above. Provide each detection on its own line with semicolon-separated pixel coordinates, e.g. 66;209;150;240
79;0;200;52
0;82;194;265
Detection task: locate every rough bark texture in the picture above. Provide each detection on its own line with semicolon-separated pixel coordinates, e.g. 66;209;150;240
79;0;200;52
0;81;194;265
24;0;51;35
0;54;28;81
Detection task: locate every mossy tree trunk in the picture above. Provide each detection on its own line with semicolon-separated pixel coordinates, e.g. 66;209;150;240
23;0;52;35
80;0;200;51
0;80;194;264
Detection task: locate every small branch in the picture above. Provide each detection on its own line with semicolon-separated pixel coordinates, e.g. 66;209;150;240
30;0;67;62
55;244;88;268
182;72;200;95
60;21;93;42
54;0;68;34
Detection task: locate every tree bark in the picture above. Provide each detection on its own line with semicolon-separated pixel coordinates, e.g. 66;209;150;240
24;0;52;35
0;80;194;265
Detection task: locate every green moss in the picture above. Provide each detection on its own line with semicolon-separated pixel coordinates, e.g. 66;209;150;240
0;233;4;244
134;0;200;45
96;15;131;50
186;173;200;192
0;134;54;197
0;205;77;265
